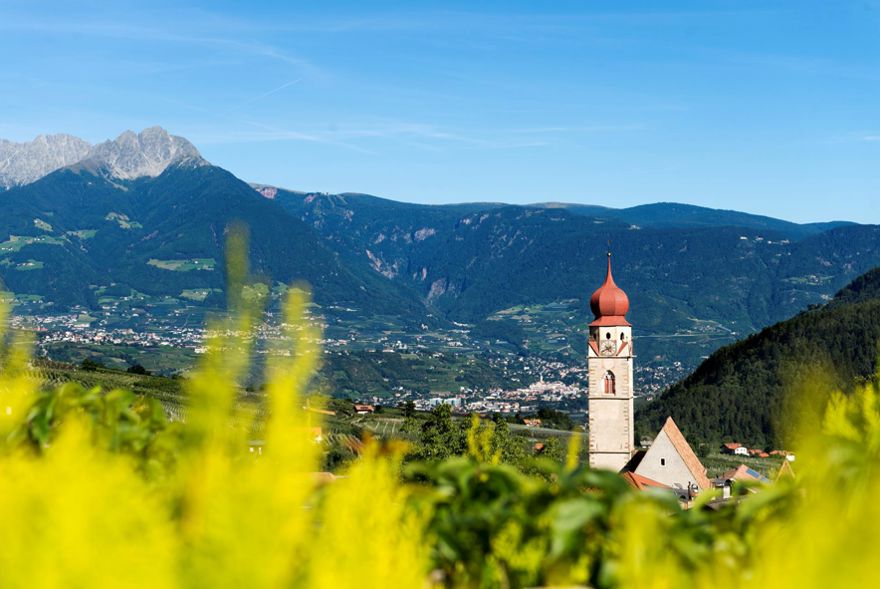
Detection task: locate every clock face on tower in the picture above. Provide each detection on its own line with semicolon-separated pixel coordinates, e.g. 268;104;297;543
600;340;617;356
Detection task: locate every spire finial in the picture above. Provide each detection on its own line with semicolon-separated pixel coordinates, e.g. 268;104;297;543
605;242;614;283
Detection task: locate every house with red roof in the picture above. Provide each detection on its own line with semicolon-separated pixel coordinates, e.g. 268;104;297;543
628;417;711;499
719;464;769;485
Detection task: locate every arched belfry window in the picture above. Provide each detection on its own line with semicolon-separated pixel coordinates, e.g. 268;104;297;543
603;371;616;395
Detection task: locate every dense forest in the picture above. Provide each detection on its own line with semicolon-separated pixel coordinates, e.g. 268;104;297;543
637;267;880;447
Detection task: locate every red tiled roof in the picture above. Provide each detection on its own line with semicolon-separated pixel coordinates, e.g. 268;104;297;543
661;417;711;490
622;471;671;491
719;464;769;484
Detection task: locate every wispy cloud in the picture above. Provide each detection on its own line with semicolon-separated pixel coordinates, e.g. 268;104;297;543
508;124;645;134
0;12;322;77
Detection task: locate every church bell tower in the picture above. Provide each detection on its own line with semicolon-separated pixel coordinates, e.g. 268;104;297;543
587;252;635;471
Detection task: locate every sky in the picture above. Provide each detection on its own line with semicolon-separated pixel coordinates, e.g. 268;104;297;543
0;0;878;223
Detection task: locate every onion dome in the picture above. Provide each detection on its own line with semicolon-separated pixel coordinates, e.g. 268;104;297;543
589;252;630;326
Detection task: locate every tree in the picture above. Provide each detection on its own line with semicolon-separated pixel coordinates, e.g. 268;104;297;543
127;364;150;375
399;400;416;418
414;404;466;461
80;358;102;372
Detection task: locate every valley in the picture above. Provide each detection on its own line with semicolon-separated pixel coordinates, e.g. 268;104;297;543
3;127;880;425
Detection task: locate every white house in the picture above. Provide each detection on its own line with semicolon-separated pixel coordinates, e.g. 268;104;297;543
630;417;711;499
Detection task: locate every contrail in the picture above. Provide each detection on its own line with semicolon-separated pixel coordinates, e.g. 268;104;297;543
222;78;302;114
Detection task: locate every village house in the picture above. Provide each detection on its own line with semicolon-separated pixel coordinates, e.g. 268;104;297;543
623;417;711;500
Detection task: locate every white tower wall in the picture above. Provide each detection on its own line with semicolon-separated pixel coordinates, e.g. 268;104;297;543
587;324;635;471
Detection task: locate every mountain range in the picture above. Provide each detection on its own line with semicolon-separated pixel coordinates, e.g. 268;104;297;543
0;128;426;321
271;189;880;370
3;127;880;379
0;127;200;189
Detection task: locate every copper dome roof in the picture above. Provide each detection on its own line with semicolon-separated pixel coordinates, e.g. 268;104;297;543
589;253;630;326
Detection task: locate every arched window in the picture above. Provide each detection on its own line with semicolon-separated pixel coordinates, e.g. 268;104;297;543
603;371;616;395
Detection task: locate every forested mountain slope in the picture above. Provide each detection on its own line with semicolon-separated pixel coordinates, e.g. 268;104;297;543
637;268;880;447
0;163;430;321
276;188;880;370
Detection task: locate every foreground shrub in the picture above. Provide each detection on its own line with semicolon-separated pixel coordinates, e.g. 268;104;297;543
1;243;880;587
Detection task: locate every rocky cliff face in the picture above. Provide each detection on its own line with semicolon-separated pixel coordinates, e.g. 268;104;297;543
0;127;205;188
0;134;92;188
85;127;203;180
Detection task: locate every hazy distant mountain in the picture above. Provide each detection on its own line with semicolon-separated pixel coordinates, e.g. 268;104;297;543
531;201;854;239
0;134;91;189
0;127;204;189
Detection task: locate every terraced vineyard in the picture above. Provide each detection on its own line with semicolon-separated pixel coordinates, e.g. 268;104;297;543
31;360;187;418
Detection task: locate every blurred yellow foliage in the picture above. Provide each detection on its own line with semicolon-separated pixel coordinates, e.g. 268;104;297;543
0;280;429;589
2;236;880;588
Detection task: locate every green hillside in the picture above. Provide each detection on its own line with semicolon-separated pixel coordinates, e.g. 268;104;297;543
637;268;880;447
0;163;432;323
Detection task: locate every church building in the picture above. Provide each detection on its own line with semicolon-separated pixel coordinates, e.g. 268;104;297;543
586;252;636;472
586;252;710;496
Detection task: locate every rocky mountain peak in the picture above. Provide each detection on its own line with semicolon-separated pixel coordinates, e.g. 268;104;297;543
0;133;92;188
85;126;204;180
0;126;208;188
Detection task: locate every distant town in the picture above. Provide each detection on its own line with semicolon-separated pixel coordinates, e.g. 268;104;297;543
9;297;690;417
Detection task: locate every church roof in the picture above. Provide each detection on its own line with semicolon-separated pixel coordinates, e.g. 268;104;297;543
661;417;711;490
622;471;671;492
589;253;630;327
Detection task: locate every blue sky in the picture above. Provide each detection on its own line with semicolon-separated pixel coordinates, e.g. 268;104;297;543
1;0;878;223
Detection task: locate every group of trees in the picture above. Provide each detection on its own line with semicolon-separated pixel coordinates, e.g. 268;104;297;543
402;404;567;472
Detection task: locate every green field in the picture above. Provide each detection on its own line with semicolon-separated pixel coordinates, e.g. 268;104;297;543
0;234;65;254
33;218;53;232
66;229;98;239
15;260;44;271
32;361;187;418
148;258;216;272
180;288;220;301
104;212;142;230
41;342;199;377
